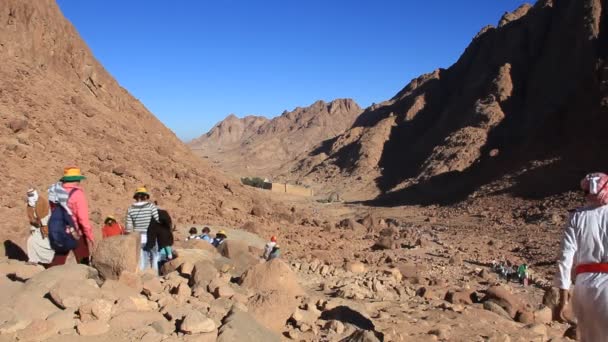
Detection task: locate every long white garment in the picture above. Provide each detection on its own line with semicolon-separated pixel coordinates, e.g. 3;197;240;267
555;204;608;341
26;213;53;264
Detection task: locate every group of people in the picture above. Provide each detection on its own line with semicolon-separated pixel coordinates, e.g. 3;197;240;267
186;226;226;247
185;227;280;260
25;166;282;276
492;260;529;286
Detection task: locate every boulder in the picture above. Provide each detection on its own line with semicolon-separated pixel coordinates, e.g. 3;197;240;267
217;240;259;275
180;262;195;277
183;239;219;254
112;296;154;316
345;262;367;274
239;259;303;297
180;310;216;334
534;306;553;324
100;279;142;302
161;249;216;275
291;307;321;328
483;300;512;320
247;290;297;333
109;311;166;330
483;286;525;318
341;329;381;342
325;320;345;334
0;260;44;281
217;309;280;342
118;271;143;292
16;319;57;342
46;310;76;332
23;264;101;298
92;234;140;280
190;260;219;287
445;289;476;305
142;276;164;297
79;299;113;322
49;279;101;309
77;320;110;336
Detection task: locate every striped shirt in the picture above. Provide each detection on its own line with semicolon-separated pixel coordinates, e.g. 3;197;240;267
125;201;159;234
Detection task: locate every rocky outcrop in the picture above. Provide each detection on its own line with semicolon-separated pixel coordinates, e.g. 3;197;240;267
287;0;608;204
92;234;140;280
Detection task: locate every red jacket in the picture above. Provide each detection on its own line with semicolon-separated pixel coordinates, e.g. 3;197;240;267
62;183;94;242
102;222;124;238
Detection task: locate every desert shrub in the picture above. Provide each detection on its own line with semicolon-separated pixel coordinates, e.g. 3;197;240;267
241;176;267;189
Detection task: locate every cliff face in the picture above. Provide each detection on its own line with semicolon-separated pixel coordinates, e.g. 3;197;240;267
0;0;267;244
289;0;608;203
189;99;362;177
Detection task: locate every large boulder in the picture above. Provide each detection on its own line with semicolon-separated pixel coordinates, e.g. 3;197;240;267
49;279;101;309
161;249;216;275
92;234;140;280
183;239;218;254
217;309;280;342
239;259;303;297
190;260;219;288
23;264;101;298
180;310;216;334
217;240;259;276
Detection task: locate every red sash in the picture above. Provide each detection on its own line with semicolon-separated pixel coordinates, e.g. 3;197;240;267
575;263;608;275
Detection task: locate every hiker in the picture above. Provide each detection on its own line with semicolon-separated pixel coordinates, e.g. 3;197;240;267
47;167;94;266
200;227;213;243
212;230;227;247
268;244;281;260
25;188;54;265
262;235;277;260
518;264;529;287
555;172;608;340
102;215;124;238
186;227;200;241
125;187;160;272
146;203;174;269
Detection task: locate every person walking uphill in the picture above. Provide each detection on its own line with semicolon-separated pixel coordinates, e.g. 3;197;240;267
25;188;54;265
555;172;608;341
125;187;160;272
48;167;95;266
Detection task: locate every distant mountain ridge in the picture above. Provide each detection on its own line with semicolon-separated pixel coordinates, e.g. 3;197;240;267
189;99;362;177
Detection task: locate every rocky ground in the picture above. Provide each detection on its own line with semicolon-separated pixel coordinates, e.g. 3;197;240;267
0;191;579;341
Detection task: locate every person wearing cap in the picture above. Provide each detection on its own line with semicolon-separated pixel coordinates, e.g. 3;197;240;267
102;215;124;239
262;235;277;260
212;230;227;247
125;187;160;272
48;167;95;266
25;188;53;265
555;172;608;340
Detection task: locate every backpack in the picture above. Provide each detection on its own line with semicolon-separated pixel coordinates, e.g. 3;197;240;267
48;189;79;253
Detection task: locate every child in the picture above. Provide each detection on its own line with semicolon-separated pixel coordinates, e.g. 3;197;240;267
200;227;213;243
262;235;277;260
102;216;124;239
212;230;227;247
146;207;175;270
186;227;200;241
268;244;280;260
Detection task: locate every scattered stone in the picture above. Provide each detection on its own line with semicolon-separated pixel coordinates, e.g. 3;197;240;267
534;306;553;324
345;261;367;274
77;320;110;336
181;311;216;334
16;319;57;342
180;262;195;277
49;279;100;309
217;309;280;342
142;276;164;297
7;118;28;133
325;320;345;334
151;319;176;335
483;300;512;320
341;329;381;342
45;310;76;332
483;286;524;318
79;298;113;322
118;271;143;292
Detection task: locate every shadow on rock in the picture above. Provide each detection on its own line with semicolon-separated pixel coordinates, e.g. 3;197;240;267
4;240;28;261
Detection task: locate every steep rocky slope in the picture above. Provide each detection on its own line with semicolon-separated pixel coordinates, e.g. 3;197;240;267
289;0;608;204
189;99;362;178
0;0;276;248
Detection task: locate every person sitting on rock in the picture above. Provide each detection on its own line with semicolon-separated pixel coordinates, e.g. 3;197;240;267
555;172;608;340
200;226;213;243
212;230;227;247
102;215;124;239
25;188;54;265
262;235;277;260
268;244;280;260
186;227;200;241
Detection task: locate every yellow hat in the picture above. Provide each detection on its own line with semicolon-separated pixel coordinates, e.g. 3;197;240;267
218;230;227;236
134;187;149;195
61;166;86;182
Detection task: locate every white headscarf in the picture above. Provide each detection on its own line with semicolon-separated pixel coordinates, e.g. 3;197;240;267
27;189;38;207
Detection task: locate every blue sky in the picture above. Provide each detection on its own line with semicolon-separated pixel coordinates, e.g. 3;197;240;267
56;0;530;141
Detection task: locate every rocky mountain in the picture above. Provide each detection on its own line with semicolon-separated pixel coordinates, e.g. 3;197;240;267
288;0;608;203
189;99;362;178
0;0;279;248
